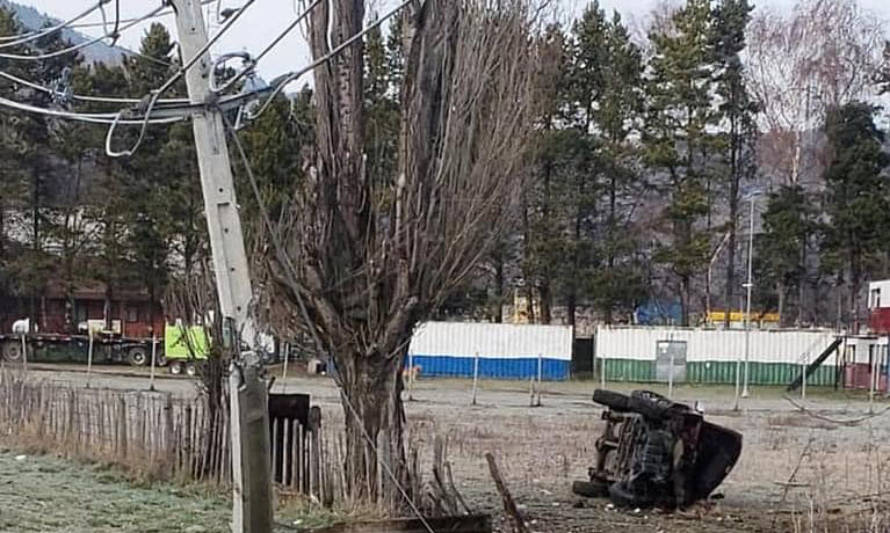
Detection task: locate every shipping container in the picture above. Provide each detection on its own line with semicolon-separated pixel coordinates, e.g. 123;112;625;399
408;322;573;380
594;326;839;386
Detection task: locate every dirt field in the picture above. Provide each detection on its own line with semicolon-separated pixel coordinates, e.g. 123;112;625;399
11;365;890;532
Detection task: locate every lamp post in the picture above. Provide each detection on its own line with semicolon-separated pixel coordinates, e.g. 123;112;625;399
742;190;762;399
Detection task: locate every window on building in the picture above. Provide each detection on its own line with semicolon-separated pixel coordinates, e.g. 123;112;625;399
126;307;138;323
872;288;881;309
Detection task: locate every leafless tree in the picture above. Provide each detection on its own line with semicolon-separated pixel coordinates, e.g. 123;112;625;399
265;0;541;506
746;0;885;184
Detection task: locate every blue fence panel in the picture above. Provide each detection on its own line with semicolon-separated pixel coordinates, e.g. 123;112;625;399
410;354;570;380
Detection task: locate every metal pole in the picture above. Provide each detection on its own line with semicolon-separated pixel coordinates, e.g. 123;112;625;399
742;195;755;398
86;329;94;389
668;333;675;399
408;350;415;401
149;334;157;392
870;346;878;413
536;353;543;407
170;1;271;530
471;351;479;406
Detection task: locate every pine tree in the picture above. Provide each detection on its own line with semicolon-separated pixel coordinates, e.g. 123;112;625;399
589;10;647;324
821;103;890;333
760;185;814;325
643;0;720;326
712;0;757;326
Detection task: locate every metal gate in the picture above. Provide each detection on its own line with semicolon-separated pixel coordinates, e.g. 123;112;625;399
656;340;687;383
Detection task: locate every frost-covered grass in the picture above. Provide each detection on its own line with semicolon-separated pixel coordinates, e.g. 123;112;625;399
0;451;231;533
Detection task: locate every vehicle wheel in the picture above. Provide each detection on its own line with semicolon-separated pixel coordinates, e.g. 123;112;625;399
608;481;655;509
185;362;197;377
127;346;148;367
628;390;681;420
572;479;610;498
592;389;631;411
169;361;184;375
2;340;24;361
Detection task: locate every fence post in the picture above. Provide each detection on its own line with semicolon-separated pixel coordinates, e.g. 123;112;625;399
600;352;606;390
20;333;27;372
281;343;289;389
471;352;480;406
535;353;543;407
86;330;94;389
149;335;157;392
801;352;807;401
668;346;675;399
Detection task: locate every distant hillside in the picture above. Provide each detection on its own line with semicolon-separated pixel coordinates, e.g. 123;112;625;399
0;0;131;65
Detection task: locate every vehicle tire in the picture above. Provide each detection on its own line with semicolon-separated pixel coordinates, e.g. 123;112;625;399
2;340;24;361
127;346;148;367
572;479;610;498
592;389;631;411
169;361;183;375
608;481;655;509
185;362;197;377
628;390;680;420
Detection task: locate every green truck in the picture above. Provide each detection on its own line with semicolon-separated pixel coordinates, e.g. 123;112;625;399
163;324;209;376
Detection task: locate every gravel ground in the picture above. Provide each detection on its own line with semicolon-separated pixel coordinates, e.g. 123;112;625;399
12;364;890;532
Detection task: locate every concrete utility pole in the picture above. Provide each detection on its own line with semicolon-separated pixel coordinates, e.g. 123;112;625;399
169;1;272;531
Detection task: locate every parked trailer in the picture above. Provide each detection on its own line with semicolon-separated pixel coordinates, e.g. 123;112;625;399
0;332;158;367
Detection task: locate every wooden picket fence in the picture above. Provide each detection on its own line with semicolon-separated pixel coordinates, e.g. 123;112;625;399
0;370;327;497
0;370;467;518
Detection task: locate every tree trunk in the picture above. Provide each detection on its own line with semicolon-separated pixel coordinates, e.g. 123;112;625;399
494;254;504;323
797;238;807;326
777;281;786;328
680;275;690;326
335;345;409;507
539;281;552;324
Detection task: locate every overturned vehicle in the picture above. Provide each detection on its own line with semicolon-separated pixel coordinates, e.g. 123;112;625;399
573;389;742;509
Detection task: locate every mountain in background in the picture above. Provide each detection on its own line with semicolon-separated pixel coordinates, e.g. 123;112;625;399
0;0;131;65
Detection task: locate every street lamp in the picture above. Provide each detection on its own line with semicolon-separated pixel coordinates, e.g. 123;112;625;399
742;190;763;399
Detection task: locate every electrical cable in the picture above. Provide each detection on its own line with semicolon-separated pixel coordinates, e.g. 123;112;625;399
0;0;107;48
246;0;412;122
0;93;183;125
222;112;435;533
0;4;167;61
0;0;216;38
105;0;258;157
211;0;321;96
0;69;188;106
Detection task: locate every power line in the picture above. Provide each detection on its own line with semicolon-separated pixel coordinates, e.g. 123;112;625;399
246;0;412;122
211;0;322;95
0;0;106;49
0;4;167;61
0;93;183;125
106;0;259;157
0;69;188;106
0;0;217;39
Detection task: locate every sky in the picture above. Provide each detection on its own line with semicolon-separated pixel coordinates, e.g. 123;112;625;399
19;0;890;88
